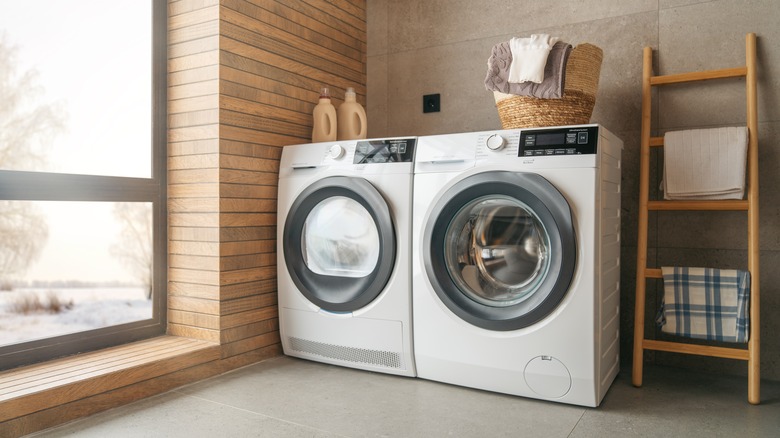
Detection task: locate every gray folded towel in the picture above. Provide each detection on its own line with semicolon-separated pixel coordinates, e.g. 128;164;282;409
485;40;572;99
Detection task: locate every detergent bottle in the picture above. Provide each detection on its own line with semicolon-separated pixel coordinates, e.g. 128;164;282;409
337;87;367;140
312;87;337;142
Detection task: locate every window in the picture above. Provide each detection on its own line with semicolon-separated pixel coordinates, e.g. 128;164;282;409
0;1;167;370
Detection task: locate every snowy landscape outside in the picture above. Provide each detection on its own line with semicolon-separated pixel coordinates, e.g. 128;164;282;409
0;200;154;348
0;286;151;346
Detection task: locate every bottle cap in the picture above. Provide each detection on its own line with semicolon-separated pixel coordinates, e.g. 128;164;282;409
319;87;331;99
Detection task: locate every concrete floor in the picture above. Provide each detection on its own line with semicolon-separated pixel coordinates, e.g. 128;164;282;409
31;356;780;437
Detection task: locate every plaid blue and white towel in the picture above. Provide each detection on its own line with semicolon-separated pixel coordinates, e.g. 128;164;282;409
656;267;750;343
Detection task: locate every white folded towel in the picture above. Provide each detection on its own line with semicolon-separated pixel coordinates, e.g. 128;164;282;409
508;34;559;84
663;126;748;200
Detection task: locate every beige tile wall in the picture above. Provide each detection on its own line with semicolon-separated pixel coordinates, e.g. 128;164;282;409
367;0;780;381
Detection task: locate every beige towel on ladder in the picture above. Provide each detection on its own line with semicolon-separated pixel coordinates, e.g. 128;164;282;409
663;126;748;200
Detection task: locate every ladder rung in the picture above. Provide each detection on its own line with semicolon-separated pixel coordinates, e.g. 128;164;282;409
643;339;749;360
648;200;749;211
645;268;662;278
650;67;748;85
650;136;664;147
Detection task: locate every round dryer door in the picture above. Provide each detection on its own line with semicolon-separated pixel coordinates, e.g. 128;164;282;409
283;176;396;312
423;171;576;331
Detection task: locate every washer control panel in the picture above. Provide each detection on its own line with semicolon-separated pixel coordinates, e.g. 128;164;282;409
519;125;599;157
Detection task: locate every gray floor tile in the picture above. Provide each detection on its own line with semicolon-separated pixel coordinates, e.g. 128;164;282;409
176;357;585;437
575;365;780;437
31;356;780;437
30;387;346;438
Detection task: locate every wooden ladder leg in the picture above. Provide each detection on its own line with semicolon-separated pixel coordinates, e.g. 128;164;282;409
745;32;760;405
632;46;654;388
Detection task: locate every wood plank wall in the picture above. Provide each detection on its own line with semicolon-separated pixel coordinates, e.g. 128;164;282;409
168;0;367;359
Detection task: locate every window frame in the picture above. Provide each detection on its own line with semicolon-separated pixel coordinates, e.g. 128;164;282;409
0;0;167;370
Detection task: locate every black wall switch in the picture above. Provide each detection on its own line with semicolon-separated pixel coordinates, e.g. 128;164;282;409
423;94;440;113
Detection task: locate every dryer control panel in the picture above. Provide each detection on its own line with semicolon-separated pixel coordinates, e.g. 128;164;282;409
519;126;599;157
354;138;416;164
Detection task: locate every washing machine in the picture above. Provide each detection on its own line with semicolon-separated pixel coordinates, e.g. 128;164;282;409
412;124;621;406
277;137;416;377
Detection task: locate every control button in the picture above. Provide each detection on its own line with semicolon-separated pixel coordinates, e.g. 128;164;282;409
328;144;344;159
554;149;566;155
486;134;506;151
566;148;577;155
577;132;588;144
566;134;577;144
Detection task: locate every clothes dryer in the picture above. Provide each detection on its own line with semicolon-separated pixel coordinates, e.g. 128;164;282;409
278;137;416;377
412;125;621;406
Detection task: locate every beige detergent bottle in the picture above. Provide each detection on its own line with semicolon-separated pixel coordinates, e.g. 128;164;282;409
337;87;367;140
312;87;337;142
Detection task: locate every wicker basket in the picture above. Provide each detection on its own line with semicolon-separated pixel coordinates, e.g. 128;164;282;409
494;43;603;129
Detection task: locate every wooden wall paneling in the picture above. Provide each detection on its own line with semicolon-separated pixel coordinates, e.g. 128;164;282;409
219;331;281;360
221;5;364;75
168;0;221;343
213;0;366;359
289;0;367;43
167;283;220;302
167;309;220;330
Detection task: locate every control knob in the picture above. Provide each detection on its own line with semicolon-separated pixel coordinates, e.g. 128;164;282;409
486;134;506;151
328;144;345;159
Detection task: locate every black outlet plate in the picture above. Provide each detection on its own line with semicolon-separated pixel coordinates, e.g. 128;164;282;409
423;94;440;113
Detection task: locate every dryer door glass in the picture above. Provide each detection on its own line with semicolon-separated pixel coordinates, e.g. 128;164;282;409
444;195;551;307
283;176;396;312
302;196;380;278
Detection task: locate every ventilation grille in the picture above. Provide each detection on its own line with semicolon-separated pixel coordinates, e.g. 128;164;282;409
289;337;402;369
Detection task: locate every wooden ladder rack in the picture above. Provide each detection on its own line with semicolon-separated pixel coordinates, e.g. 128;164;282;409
632;33;760;404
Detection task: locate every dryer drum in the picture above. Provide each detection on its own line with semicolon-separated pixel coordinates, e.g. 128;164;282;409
284;176;396;312
423;171;576;331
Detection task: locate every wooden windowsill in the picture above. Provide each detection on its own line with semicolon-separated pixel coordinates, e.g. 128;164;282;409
0;335;220;433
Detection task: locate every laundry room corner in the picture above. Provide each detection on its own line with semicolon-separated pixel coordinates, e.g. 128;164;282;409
367;0;780;385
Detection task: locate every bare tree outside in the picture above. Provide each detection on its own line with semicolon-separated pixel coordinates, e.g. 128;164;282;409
0;202;48;290
110;203;153;299
0;34;63;289
0;33;63;171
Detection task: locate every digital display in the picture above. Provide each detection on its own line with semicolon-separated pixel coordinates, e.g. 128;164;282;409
535;133;565;146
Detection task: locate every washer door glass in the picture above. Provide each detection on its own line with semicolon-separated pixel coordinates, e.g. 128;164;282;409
303;196;380;278
445;195;550;307
423;171;576;331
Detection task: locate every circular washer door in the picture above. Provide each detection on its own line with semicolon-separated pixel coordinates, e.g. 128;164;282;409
423;171;576;331
284;176;396;312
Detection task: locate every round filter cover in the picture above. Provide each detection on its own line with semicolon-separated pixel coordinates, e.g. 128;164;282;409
524;355;572;398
